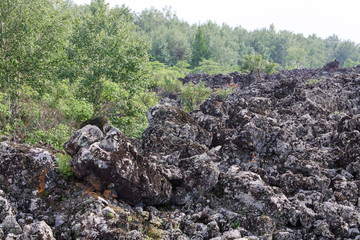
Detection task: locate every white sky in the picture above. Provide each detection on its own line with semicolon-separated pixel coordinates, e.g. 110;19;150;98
73;0;360;44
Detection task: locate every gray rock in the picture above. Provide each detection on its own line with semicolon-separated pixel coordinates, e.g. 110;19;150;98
174;153;220;204
63;125;104;157
23;221;55;240
2;215;22;236
222;229;242;239
142;105;212;160
69;127;172;206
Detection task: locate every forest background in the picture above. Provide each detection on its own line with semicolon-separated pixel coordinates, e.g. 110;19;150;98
1;0;359;152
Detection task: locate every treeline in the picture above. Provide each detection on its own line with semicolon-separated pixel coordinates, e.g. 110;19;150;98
135;7;360;70
1;0;360;150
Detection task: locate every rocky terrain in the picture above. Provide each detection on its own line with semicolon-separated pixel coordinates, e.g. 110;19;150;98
1;61;360;239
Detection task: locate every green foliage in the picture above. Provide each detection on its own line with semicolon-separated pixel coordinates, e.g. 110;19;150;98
0;81;92;148
110;90;159;138
65;0;155;139
26;124;72;150
135;11;360;71
136;8;192;66
68;0;150;96
231;220;240;229
264;62;281;74
180;82;212;112
193;59;240;74
157;77;183;96
213;83;238;99
55;153;75;178
0;92;12;136
144;218;163;240
241;55;265;73
148;61;188;95
192;26;209;67
0;0;71;94
343;58;360;68
241;55;280;74
0;92;11;120
305;78;320;85
2;0;360;152
334;41;358;66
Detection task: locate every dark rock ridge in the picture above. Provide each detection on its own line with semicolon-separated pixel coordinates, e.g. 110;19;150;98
1;63;360;239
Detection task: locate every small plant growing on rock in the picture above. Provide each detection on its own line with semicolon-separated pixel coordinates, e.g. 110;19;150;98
55;153;75;178
143;217;163;239
106;212;115;219
231;220;240;229
305;78;320;84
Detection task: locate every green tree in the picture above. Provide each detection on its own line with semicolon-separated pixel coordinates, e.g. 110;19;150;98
67;0;153;137
335;40;358;66
285;46;307;69
203;22;239;67
193;59;239;74
68;0;149;105
0;0;70;111
192;26;209;67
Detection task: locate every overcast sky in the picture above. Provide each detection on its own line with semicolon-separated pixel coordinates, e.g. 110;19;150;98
73;0;360;44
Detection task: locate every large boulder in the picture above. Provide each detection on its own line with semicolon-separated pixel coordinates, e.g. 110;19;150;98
141;105;212;160
172;152;220;205
322;59;340;72
65;126;172;206
216;166;298;226
0;142;58;239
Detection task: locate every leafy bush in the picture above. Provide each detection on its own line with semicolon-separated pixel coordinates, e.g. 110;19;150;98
109;90;159;139
193;59;240;74
25;123;72;150
241;55;280;74
55;153;75;178
0;92;11;119
148;61;187;95
343;58;360;68
0;92;12;136
305;78;320;84
0;82;90;149
157;76;183;95
180;82;212;111
264;62;281;74
213;83;238;99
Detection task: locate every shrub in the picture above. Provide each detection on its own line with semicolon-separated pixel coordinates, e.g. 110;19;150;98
180;82;212;112
305;78;320;84
193;59;240;74
144;218;163;239
241;54;280;74
109;90;159;139
213;83;238;99
157;76;183;95
55;153;75;178
148;60;187;95
25;123;72;150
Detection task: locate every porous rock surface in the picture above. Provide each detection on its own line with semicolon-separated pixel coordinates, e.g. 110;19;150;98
1;63;360;239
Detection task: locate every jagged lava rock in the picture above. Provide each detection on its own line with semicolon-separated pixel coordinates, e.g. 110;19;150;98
2;61;360;239
173;152;220;205
65;126;172;206
141;105;212;160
